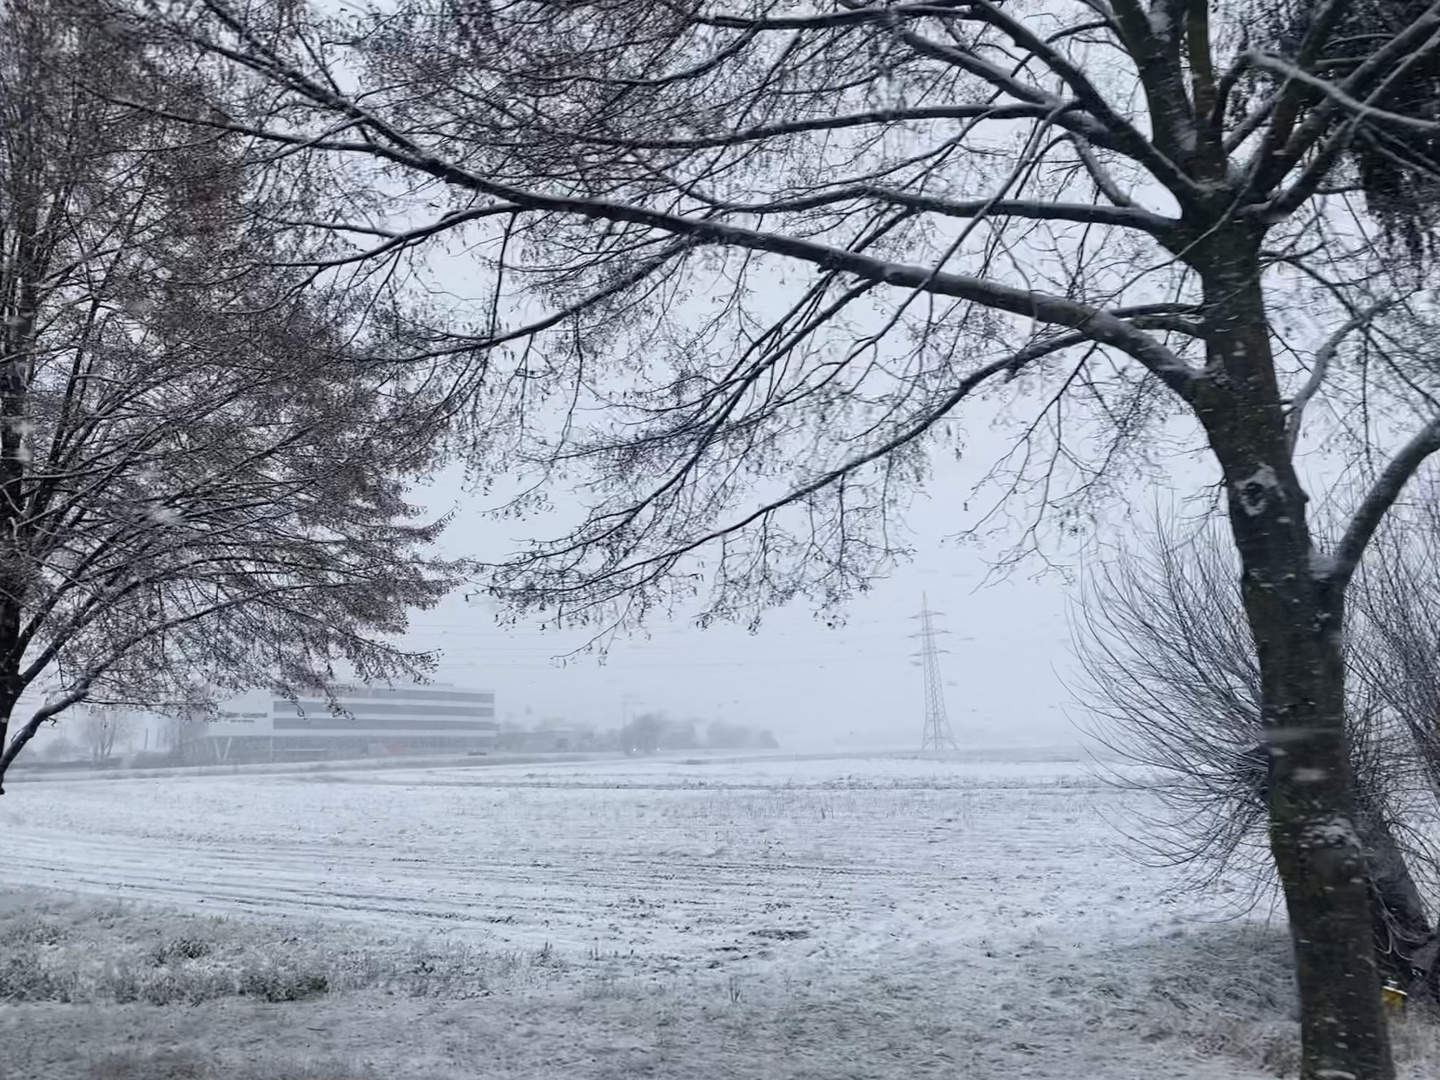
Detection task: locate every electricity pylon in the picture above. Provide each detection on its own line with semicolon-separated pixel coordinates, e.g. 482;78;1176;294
911;594;959;752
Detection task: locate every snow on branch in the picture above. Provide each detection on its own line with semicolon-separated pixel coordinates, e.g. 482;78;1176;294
1286;301;1394;454
0;688;92;790
1246;50;1440;136
559;104;1081;152
1331;417;1440;588
148;93;1203;393
683;186;1178;235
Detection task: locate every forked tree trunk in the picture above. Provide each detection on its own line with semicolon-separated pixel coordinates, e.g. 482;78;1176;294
1255;754;1435;994
1194;242;1394;1080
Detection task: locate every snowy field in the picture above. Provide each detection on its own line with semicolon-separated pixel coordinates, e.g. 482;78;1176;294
1;753;1434;1079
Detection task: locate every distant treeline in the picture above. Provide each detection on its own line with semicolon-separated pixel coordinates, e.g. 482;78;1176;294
618;714;778;755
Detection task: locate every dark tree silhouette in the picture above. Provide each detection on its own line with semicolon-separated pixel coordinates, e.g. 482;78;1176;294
0;0;474;789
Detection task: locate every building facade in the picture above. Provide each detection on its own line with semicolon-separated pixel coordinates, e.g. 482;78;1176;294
183;684;498;763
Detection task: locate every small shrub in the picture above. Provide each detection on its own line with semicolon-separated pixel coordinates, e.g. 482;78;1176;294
85;958;240;1006
108;962;142;1005
240;966;329;1002
1;918;66;947
385;942;491;999
140;968;236;1007
0;949;70;1002
149;937;213;966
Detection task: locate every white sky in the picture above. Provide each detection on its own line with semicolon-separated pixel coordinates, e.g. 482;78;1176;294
399;381;1363;753
405;419;1226;753
394;233;1206;750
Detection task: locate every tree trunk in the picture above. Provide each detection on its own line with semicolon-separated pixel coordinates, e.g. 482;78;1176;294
1254;595;1393;1080
1252;748;1435;995
0;694;17;795
0;596;25;794
1195;241;1394;1080
1360;807;1439;995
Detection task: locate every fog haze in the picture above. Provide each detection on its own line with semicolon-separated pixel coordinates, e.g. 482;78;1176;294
413;450;1093;753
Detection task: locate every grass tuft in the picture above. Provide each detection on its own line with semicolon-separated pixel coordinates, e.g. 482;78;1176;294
239;966;330;1003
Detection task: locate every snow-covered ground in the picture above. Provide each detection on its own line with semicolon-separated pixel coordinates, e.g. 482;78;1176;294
0;753;1431;1078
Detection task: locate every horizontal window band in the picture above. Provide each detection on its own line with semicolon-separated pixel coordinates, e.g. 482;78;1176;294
271;718;500;732
274;703;495;718
275;689;494;705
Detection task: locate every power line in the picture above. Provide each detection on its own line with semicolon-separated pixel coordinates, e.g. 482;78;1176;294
910;594;958;753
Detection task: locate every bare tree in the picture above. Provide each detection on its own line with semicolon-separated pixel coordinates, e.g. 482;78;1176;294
126;1;1440;1074
1351;477;1440;804
162;680;219;761
1076;516;1269;884
0;0;475;790
77;706;128;762
1075;507;1440;994
620;711;665;754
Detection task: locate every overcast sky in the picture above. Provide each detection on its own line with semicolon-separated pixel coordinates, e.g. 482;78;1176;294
398;369;1371;753
416;504;1071;752
56;395;1343;758
383;156;1212;754
404;407;1229;753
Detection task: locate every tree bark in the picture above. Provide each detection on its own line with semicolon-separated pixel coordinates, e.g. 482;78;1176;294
1256;594;1394;1080
1250;750;1434;996
0;694;18;796
1359;805;1438;996
1193;237;1394;1080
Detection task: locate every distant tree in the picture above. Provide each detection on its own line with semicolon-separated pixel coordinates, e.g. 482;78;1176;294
164;688;216;761
620;712;665;755
705;721;741;751
77;707;129;762
658;718;699;751
0;0;473;791
164;715;203;761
